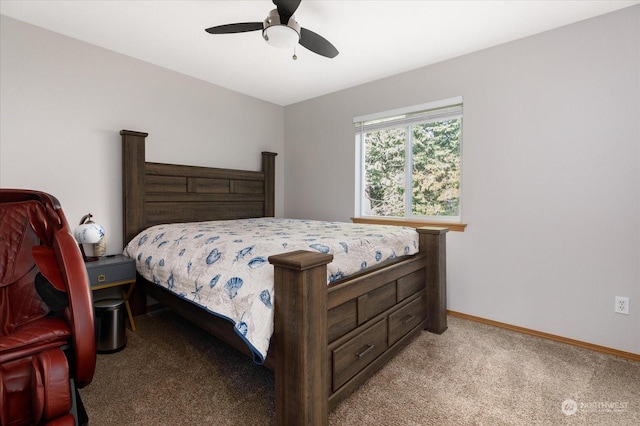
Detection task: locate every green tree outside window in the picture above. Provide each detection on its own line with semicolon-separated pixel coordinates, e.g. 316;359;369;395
362;117;461;218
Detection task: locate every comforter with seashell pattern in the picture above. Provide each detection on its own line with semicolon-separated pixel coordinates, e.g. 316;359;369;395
123;218;418;363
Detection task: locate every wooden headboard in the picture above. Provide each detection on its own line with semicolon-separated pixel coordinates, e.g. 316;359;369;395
121;130;277;245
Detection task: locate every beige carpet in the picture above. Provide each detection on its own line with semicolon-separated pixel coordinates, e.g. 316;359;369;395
79;310;639;425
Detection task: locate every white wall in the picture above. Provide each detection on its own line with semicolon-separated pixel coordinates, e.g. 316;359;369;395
0;15;285;253
284;7;640;354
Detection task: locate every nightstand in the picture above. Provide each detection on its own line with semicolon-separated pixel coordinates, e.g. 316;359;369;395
85;255;137;331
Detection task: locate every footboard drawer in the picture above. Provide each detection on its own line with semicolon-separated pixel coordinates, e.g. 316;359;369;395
332;318;388;391
388;295;425;345
397;268;426;301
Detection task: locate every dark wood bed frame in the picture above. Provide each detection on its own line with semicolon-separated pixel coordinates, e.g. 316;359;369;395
121;130;448;425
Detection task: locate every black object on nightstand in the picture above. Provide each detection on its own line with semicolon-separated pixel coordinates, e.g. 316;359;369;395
85;255;137;332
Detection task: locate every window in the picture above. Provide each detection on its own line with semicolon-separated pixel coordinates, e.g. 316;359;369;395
354;97;463;224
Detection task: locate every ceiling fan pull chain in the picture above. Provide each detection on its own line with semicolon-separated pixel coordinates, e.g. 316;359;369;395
292;45;297;61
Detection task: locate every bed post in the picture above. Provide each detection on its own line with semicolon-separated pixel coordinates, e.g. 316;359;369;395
262;152;277;217
417;227;449;334
121;130;148;244
121;130;149;317
268;250;334;426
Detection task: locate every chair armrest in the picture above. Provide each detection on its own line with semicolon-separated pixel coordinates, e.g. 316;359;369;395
53;231;96;388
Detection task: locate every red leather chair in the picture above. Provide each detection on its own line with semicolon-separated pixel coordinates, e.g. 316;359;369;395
0;189;96;425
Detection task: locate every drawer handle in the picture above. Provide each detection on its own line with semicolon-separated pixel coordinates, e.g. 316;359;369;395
402;314;416;324
356;344;375;359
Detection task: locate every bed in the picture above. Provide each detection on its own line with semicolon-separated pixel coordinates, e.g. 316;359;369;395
120;130;448;425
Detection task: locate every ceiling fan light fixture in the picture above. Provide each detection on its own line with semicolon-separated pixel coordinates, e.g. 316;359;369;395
263;24;299;48
262;9;300;49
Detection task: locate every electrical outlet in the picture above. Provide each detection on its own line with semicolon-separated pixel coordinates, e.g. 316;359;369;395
615;296;629;315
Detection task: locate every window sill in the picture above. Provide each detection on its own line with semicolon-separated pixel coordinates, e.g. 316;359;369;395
351;217;467;232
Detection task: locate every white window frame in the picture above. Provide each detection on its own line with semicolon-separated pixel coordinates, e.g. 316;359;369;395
354;96;463;223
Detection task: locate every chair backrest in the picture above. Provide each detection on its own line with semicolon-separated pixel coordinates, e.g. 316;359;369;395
0;198;51;335
0;189;96;388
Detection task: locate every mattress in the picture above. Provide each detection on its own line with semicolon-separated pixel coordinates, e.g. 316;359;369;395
123;217;419;363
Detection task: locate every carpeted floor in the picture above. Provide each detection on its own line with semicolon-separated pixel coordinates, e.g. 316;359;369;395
79;310;639;425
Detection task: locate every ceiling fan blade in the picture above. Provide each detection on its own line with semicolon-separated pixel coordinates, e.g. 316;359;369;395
299;27;339;58
273;0;301;19
205;22;263;34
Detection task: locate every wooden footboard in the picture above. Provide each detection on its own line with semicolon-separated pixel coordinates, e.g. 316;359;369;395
120;130;448;426
269;228;447;426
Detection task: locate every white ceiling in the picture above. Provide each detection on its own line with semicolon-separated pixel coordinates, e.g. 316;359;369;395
1;0;637;106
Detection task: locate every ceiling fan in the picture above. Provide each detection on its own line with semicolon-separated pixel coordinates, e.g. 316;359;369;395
205;0;339;59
